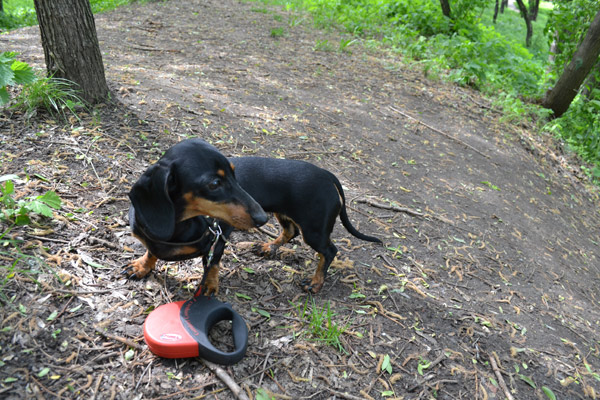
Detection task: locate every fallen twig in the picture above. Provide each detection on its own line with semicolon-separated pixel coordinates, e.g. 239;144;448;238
407;353;447;392
357;198;424;218
389;105;490;159
488;353;514;400
327;388;367;400
202;359;250;400
151;380;219;400
94;326;144;351
358;197;455;226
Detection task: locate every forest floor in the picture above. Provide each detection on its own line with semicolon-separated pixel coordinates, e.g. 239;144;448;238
1;0;600;399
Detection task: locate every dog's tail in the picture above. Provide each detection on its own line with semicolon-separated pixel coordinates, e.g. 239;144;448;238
333;177;382;244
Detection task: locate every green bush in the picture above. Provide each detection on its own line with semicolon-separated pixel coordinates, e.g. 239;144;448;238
0;51;36;105
544;94;600;173
0;176;62;226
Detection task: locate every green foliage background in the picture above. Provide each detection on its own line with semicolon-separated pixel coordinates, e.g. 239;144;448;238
1;0;600;175
279;0;600;176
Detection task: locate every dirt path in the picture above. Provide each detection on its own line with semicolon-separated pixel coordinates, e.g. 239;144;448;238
1;0;599;399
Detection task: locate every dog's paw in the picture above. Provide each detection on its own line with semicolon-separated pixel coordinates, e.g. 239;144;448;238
122;255;155;279
253;242;277;258
301;277;324;294
122;262;150;279
203;277;219;296
200;264;220;296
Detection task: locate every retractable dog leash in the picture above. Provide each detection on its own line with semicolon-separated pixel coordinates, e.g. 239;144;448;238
143;221;249;364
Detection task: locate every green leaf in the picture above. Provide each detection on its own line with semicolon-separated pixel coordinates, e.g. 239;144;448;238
0;87;9;106
518;374;536;388
69;304;82;313
382;354;392;374
124;349;135;361
0;62;14;87
256;388;275;400
38;367;50;378
541;386;556;400
0;175;19;183
37;191;61;209
27;200;53;218
252;308;271;319
11;60;36;85
15;213;31;226
235;293;252;300
47;311;58;321
417;359;431;375
349;292;365;299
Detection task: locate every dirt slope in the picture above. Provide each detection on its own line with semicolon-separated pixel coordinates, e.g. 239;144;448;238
1;0;599;399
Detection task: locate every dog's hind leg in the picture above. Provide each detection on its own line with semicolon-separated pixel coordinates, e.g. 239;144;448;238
301;241;338;294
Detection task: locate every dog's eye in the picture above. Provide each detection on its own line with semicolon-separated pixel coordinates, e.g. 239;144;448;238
208;178;221;191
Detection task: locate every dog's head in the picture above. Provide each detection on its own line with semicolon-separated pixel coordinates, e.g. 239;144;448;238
129;139;267;241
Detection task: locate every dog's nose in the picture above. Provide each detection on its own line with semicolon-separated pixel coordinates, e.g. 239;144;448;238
253;211;268;227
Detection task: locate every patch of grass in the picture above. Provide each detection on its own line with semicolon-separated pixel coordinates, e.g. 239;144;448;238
270;27;285;38
294;297;349;353
251;7;270;14
339;37;358;53
313;39;334;52
11;75;85;120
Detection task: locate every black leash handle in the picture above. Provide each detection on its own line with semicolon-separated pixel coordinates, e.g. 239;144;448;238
180;295;248;365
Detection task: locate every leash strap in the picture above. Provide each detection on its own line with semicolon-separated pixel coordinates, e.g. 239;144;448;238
194;219;224;297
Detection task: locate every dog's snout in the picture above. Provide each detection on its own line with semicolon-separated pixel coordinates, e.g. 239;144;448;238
253;211;268;227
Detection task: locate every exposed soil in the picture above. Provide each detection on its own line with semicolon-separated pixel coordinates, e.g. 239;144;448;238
1;0;599;399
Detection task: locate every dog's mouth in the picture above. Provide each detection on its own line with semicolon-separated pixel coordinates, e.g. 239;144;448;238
180;195;265;230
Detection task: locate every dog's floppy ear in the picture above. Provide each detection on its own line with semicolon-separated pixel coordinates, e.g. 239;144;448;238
129;163;175;241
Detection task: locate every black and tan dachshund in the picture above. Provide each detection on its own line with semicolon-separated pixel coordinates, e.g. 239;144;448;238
124;139;267;294
125;138;381;294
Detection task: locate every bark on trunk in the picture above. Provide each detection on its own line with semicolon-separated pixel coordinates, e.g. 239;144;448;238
543;10;600;117
439;0;451;18
34;0;108;104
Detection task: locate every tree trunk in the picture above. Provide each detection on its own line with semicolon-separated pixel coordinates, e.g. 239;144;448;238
581;59;600;99
543;9;600;117
493;0;499;23
33;0;108;104
529;0;540;21
500;0;508;14
439;0;451;18
514;0;532;47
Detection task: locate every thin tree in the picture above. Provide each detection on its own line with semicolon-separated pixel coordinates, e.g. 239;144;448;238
439;0;451;18
543;9;600;117
528;0;540;21
514;0;533;47
500;0;508;14
33;0;108;104
493;0;499;23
